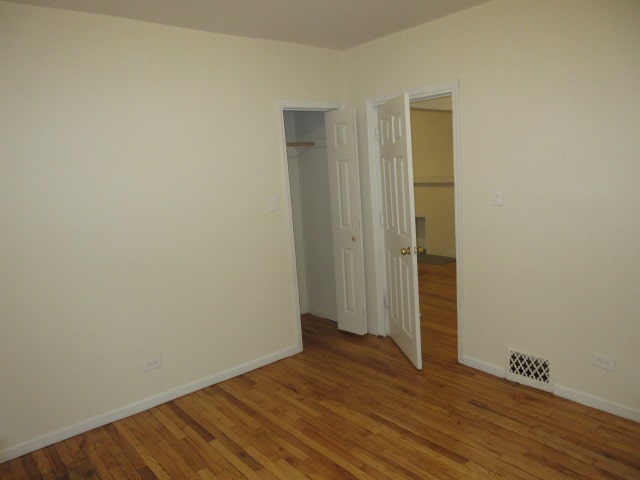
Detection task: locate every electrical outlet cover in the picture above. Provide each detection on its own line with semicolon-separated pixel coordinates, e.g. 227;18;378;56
143;354;162;372
591;353;615;371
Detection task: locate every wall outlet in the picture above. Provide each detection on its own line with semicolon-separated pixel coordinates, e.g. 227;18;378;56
592;353;615;371
143;354;162;372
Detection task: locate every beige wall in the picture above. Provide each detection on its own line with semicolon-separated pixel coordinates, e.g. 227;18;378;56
410;108;453;180
2;0;639;459
414;187;456;258
411;108;455;257
346;0;640;416
0;1;344;457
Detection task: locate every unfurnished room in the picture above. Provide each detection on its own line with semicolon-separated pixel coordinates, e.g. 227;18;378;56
1;0;639;478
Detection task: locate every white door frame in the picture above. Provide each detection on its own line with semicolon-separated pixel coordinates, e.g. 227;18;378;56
276;100;345;352
365;80;465;362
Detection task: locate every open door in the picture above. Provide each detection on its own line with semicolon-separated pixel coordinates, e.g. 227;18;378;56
325;108;367;335
378;94;422;368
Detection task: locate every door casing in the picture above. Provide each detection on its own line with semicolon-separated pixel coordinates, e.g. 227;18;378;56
365;80;465;362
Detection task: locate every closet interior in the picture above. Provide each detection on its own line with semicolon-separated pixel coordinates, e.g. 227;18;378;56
284;111;337;321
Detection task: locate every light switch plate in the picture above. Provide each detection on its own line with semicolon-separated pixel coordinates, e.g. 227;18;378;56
268;195;279;212
492;187;504;206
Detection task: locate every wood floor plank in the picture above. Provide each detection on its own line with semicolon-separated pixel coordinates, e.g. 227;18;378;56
8;458;28;479
217;383;377;480
30;449;54;480
63;436;100;479
43;445;69;480
180;426;244;479
129;413;201;480
72;433;114;480
20;454;43;480
206;440;262;480
0;460;15;480
118;418;173;480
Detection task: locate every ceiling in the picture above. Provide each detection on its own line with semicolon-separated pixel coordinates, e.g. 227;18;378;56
7;0;489;51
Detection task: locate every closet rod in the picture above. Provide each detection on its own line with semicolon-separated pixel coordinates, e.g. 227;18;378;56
286;141;316;147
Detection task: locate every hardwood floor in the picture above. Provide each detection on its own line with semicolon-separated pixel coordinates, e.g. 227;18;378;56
3;262;640;479
419;261;458;366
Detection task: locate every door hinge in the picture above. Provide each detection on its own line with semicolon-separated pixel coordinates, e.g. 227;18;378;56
383;296;388;308
379;214;385;227
375;128;380;141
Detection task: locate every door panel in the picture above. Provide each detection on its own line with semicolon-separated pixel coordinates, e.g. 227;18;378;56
337;159;352;226
379;94;422;369
325;108;367;335
341;248;356;312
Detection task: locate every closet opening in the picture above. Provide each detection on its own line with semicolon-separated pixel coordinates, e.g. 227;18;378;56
283;110;338;324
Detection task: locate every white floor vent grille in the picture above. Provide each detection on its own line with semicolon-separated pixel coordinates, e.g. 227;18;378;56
506;349;553;392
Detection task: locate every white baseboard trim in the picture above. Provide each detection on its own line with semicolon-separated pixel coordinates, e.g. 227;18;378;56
461;355;639;423
461;355;506;378
554;384;640;423
0;344;302;463
367;324;383;336
307;308;336;322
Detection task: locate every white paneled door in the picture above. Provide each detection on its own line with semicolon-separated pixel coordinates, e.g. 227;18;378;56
378;94;422;369
325;109;367;335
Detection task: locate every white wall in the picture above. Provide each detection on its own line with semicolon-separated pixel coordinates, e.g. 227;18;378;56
0;1;344;459
345;0;640;418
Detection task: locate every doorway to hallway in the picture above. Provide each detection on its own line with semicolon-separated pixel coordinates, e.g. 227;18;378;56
409;95;458;364
367;80;463;368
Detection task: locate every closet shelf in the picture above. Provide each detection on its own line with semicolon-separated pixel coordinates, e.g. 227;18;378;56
414;177;454;186
286;140;327;148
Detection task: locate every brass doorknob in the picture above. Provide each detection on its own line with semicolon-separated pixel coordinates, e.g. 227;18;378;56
416;246;426;254
400;247;411;256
